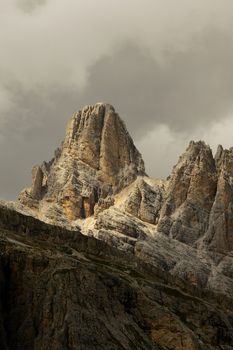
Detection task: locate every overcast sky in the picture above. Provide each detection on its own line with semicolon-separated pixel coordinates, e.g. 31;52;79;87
1;0;233;199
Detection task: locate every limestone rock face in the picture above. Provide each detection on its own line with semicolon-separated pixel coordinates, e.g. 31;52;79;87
15;103;233;257
16;103;233;257
1;204;233;350
19;103;145;221
31;166;44;199
158;141;217;245
152;141;233;254
203;147;233;252
61;103;145;188
124;178;165;224
5;102;233;348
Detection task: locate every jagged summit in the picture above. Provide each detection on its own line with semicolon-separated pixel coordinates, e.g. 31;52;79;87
19;103;145;220
16;103;233;256
4;105;233;349
63;103;144;180
158;140;217;244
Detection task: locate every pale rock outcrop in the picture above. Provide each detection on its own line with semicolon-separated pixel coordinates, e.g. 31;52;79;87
158;141;217;245
203;147;233;252
1;204;233;350
123;178;165;224
4;102;233;348
19;103;145;221
15;103;233;260
94;196;115;218
31;166;44;199
15;103;233;258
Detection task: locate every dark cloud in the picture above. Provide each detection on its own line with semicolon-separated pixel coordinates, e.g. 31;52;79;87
1;28;233;199
16;0;47;13
79;32;233;137
0;84;81;199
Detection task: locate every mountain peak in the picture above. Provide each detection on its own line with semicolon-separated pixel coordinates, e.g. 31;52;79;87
19;103;145;220
17;103;233;255
63;102;145;181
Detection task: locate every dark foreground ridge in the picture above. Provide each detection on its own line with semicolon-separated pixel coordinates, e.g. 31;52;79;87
1;203;233;349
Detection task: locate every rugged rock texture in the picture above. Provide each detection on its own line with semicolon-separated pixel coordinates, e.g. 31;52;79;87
18;105;233;254
19;103;145;221
1;204;233;350
13;104;233;278
157;141;217;244
124;178;165;225
4;102;233;348
155;141;233;253
202;147;233;252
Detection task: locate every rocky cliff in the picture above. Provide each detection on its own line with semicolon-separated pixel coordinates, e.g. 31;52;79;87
18;103;145;221
1;203;233;350
17;104;233;255
2;102;233;349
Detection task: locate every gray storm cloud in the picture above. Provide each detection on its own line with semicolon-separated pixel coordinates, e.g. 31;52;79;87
16;0;47;12
79;33;233;137
1;0;233;199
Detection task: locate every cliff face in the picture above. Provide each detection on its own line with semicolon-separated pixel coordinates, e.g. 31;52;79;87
156;141;233;254
3;102;233;348
158;141;217;244
19;103;145;221
1;204;233;350
17;103;233;255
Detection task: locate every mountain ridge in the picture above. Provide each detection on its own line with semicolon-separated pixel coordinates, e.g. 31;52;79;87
15;103;233;255
1;201;233;349
2;102;233;349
